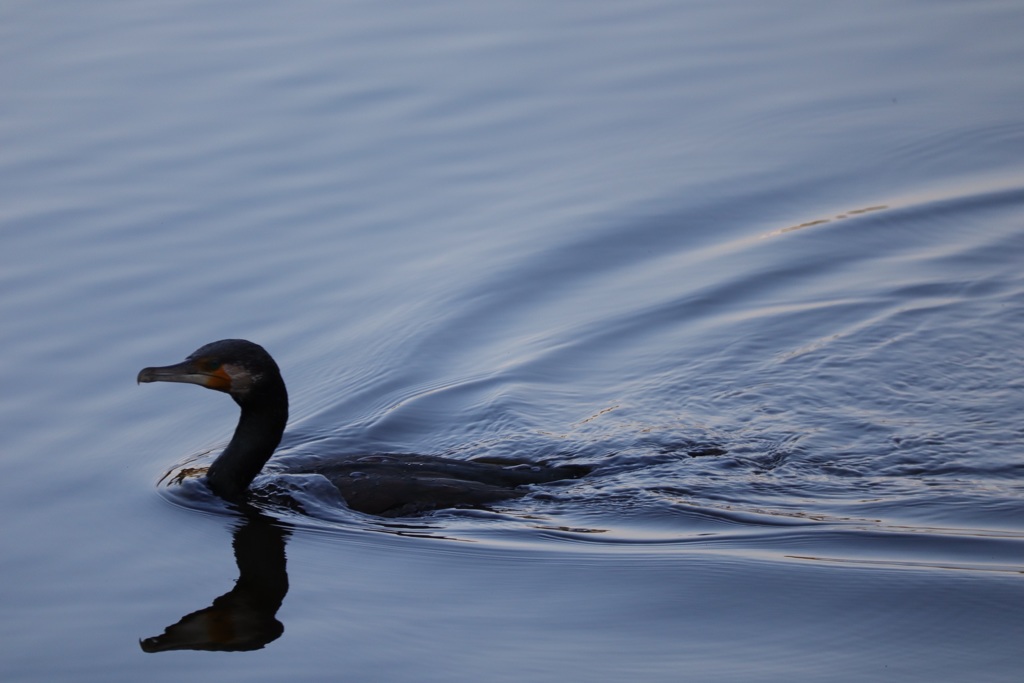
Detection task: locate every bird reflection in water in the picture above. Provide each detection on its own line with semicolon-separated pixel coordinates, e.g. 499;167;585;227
140;509;290;653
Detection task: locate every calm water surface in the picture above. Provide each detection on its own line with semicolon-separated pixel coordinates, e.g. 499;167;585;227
3;0;1024;681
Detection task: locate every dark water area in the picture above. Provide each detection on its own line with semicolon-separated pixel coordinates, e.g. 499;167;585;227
3;0;1024;681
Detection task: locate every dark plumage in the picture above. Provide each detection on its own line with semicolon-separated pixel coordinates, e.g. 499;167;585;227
138;339;587;516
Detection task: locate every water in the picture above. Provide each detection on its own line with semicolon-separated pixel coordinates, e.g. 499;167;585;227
3;0;1024;680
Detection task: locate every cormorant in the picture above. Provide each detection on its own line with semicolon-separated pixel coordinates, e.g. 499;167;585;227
138;339;587;516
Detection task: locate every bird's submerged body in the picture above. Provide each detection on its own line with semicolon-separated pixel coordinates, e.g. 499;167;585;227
294;454;587;517
139;339;587;516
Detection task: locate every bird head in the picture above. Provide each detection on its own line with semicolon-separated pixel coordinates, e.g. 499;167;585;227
137;339;280;404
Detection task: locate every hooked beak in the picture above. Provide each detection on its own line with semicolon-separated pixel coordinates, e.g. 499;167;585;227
138;359;232;392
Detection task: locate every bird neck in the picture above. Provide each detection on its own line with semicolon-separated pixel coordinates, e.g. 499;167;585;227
206;382;289;501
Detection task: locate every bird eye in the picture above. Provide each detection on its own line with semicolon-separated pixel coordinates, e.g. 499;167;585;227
200;358;221;372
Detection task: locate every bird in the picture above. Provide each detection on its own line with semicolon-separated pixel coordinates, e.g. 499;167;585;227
138;339;588;516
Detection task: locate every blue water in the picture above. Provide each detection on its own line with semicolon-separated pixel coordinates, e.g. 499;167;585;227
3;0;1024;680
